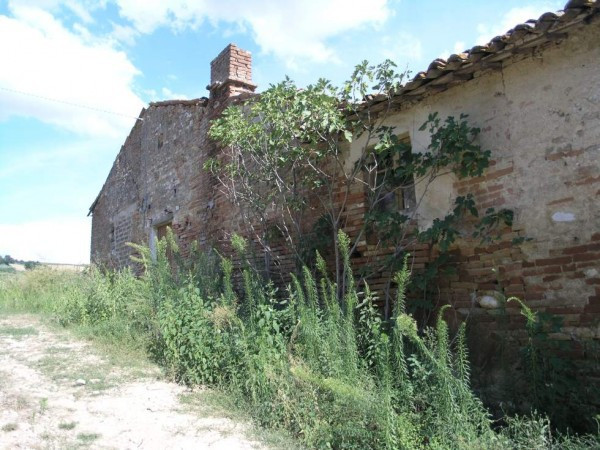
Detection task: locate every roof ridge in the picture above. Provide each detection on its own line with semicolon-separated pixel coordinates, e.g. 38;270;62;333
149;98;209;108
364;0;599;110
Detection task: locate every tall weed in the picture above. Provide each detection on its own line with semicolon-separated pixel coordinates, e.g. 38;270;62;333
1;232;597;449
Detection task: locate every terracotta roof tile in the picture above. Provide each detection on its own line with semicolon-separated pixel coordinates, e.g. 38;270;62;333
149;98;209;108
374;0;599;110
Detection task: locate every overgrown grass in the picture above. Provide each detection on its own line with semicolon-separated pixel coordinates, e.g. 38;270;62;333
58;421;77;430
0;266;152;368
0;325;38;337
178;389;304;450
0;233;598;449
76;432;101;443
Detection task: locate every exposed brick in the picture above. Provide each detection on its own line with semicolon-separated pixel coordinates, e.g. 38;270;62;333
545;149;584;161
546;306;583;315
542;266;562;274
568;175;600;186
523;292;545;301
546;196;575;206
563;243;600;255
542;275;562;282
573;253;600;263
481;197;506;209
580;312;600;324
584;296;599;311
523;268;544;276
505;285;525;295
451;282;478;289
536;256;572;266
485;165;514;181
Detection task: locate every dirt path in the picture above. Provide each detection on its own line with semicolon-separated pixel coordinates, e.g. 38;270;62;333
0;315;266;449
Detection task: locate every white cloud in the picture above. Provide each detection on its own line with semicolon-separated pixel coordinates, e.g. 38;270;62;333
381;31;423;63
8;0;104;24
109;22;139;46
0;217;91;264
475;3;561;45
0;138;115;179
439;41;466;59
114;0;391;67
0;3;144;137
160;87;188;100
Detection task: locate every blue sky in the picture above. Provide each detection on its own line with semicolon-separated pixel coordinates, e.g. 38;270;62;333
0;0;562;264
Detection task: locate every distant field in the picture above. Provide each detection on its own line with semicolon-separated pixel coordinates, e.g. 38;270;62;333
0;263;88;273
0;264;16;274
40;263;88;272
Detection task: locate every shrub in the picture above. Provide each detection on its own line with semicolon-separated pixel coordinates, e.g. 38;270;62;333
1;233;598;448
125;231;599;448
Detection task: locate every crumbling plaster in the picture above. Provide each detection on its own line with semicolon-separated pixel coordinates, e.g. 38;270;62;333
344;21;600;248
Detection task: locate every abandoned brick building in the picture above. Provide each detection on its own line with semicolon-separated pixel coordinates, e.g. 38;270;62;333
90;0;599;390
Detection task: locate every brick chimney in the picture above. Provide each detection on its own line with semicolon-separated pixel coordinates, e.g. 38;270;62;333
208;44;257;100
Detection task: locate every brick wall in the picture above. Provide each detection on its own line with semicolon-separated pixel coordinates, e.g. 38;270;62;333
91;21;600;407
90;116;144;268
209;44;256;101
90;45;258;271
210;44;253;86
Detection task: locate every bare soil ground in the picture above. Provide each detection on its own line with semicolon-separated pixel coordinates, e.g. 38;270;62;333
0;315;268;449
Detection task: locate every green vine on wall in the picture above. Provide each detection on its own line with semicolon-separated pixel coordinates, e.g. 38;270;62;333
206;61;517;316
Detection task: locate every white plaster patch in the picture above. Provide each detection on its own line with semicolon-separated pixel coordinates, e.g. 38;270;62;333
478;295;500;309
584;268;599;278
552;211;576;222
